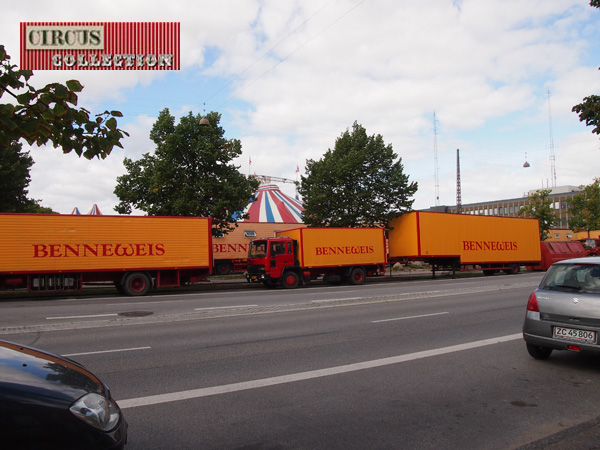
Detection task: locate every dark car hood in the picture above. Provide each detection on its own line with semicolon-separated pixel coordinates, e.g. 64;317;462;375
0;340;104;405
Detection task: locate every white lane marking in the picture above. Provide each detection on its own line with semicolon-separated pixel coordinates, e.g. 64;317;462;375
311;298;363;303
47;313;118;320
108;299;189;306
371;312;449;323
63;346;151;357
194;305;258;311
118;333;522;409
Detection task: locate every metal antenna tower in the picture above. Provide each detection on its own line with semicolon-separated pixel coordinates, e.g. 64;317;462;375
547;89;557;187
456;149;462;213
433;112;440;206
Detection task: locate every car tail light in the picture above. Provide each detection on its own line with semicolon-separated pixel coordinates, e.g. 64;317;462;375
568;345;581;352
526;292;539;312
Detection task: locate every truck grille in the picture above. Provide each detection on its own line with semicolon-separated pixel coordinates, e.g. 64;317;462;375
246;264;264;274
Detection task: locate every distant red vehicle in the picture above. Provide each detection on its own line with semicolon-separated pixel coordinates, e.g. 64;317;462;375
579;238;600;256
528;241;587;271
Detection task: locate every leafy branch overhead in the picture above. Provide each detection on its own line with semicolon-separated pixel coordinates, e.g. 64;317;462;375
572;1;600;140
0;45;128;159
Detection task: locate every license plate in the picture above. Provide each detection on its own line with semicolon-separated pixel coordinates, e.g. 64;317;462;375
553;326;597;343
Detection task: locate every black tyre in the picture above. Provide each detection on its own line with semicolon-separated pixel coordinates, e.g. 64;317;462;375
122;272;152;296
214;262;231;275
282;271;300;289
348;267;366;285
503;264;520;275
526;342;553;360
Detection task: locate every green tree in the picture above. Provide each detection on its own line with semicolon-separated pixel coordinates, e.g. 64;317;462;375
518;189;557;241
114;108;259;235
298;121;417;227
0;44;127;159
568;179;600;237
572;1;600;139
0;140;55;213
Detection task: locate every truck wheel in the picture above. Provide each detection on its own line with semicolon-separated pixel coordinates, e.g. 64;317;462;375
122;272;152;296
282;271;299;289
349;267;366;285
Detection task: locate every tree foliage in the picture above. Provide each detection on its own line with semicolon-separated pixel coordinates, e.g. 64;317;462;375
568;179;600;237
572;1;600;139
298;121;417;227
0;45;128;160
518;189;557;241
114;108;260;235
0;140;56;213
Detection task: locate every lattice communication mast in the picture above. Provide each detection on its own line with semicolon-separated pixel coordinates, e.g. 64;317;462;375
433;112;440;206
456;149;462;214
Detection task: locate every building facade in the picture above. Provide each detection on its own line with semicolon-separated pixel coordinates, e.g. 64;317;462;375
430;185;581;229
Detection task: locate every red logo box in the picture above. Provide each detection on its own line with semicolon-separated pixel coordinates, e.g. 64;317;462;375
20;22;180;70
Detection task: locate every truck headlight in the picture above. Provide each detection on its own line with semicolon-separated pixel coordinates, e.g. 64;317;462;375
70;392;121;431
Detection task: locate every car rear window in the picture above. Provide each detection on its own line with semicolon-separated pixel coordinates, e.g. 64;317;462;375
540;264;600;293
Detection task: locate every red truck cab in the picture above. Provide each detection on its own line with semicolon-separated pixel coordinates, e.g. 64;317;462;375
246;238;297;287
579;238;600;256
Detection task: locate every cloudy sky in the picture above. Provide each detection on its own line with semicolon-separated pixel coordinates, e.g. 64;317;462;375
3;0;600;214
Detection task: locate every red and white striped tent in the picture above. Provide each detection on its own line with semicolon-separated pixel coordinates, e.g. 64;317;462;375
241;184;304;223
71;204;102;215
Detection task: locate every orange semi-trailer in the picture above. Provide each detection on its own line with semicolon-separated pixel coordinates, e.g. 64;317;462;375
0;214;213;295
246;227;387;288
388;211;541;276
212;222;306;275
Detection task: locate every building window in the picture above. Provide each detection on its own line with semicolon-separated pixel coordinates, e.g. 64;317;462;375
244;230;256;238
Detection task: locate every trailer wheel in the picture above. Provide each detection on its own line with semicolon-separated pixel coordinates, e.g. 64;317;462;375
282;271;299;289
214;262;231;275
122;272;152;296
349;267;366;285
503;264;520;275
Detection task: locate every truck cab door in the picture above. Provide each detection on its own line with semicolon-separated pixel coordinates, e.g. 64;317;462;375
269;240;294;277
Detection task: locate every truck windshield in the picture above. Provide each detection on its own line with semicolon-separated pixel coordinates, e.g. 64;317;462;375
249;240;268;258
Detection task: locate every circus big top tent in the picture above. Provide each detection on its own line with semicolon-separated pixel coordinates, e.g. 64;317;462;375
241;184;304;223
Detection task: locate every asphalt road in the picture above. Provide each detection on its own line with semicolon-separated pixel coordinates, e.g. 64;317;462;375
3;273;600;449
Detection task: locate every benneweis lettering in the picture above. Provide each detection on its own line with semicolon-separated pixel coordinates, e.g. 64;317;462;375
315;246;374;256
462;241;518;251
213;243;249;254
32;243;165;258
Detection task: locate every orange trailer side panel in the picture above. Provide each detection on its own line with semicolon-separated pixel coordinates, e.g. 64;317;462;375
0;214;212;274
388;212;541;264
278;227;386;268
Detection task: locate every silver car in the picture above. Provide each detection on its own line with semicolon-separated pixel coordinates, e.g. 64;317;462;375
523;256;600;360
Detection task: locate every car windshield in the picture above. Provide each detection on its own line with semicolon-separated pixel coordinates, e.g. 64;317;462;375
248;240;267;258
540;263;600;294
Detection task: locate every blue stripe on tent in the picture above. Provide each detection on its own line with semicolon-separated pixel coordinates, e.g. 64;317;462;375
264;192;275;222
